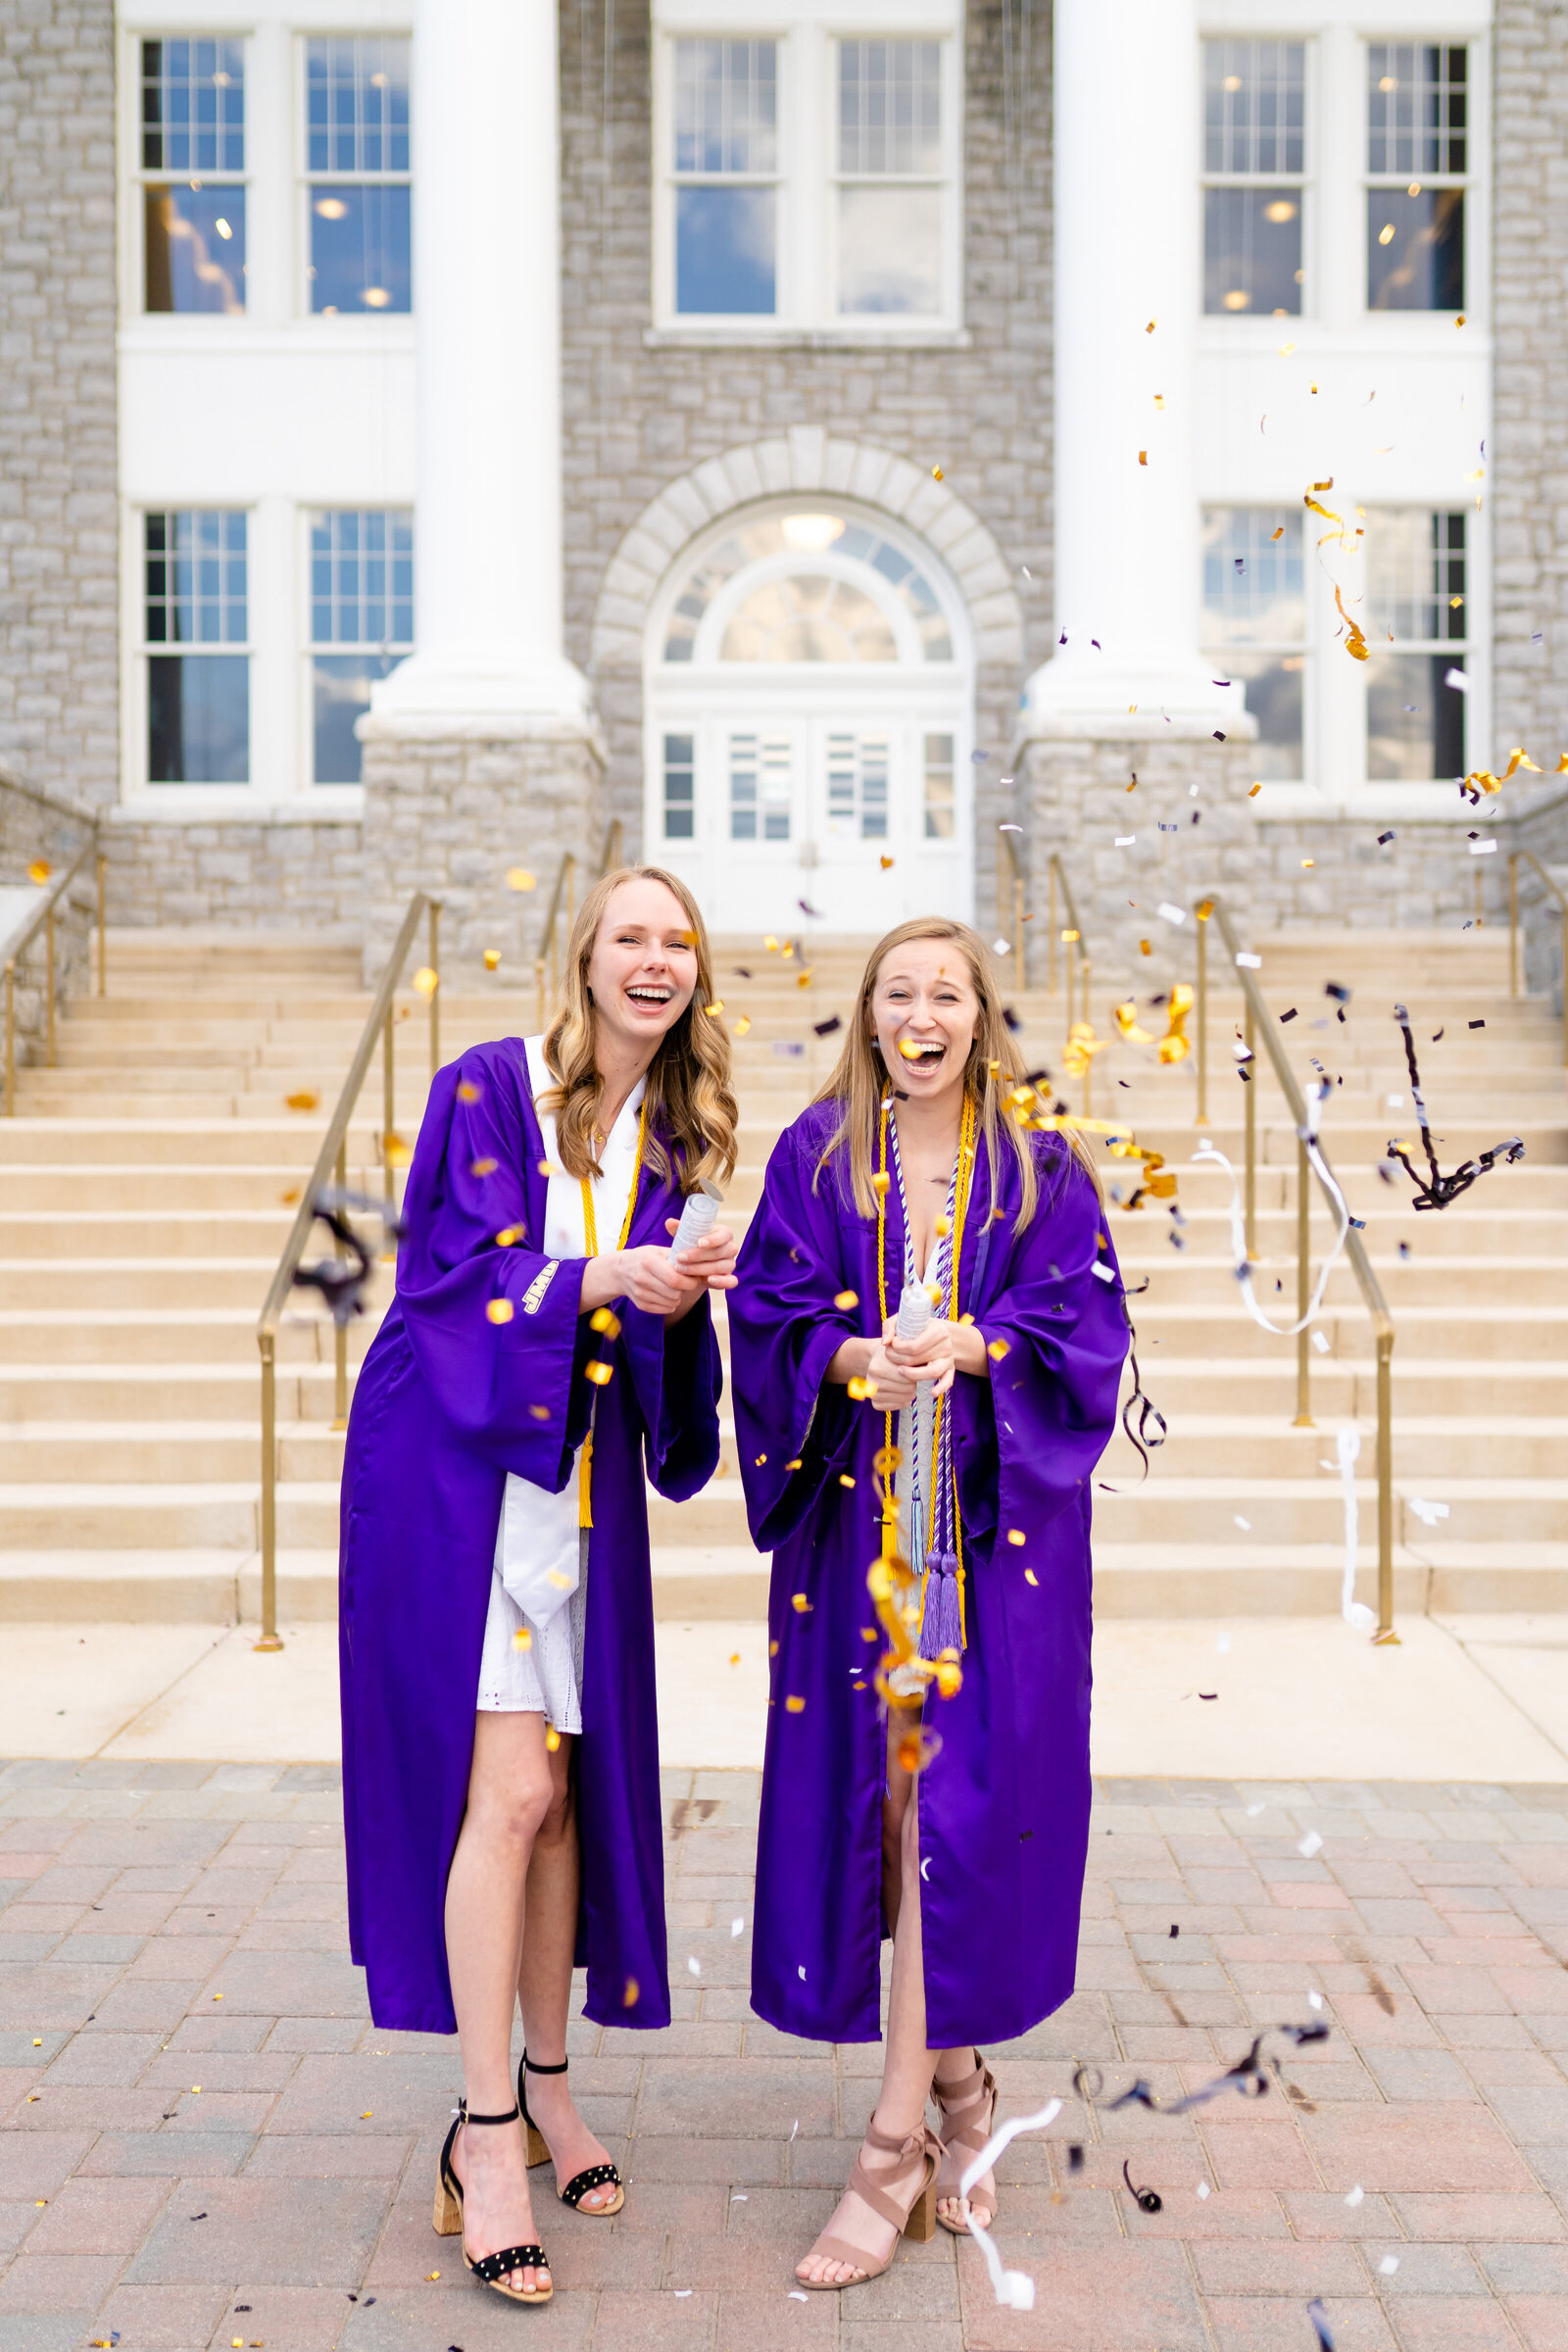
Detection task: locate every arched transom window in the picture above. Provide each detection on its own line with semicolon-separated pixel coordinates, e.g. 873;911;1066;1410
661;510;956;665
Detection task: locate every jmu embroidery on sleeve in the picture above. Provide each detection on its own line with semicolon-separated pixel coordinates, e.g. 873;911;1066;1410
522;1261;559;1315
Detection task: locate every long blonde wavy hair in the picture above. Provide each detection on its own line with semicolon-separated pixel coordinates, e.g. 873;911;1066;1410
813;917;1098;1231
541;865;739;1191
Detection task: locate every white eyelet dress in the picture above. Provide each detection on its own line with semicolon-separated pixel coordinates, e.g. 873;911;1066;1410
473;1039;647;1734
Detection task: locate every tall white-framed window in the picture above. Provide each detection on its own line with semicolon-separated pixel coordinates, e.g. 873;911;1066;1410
136;36;247;315
1200;509;1306;781
308;510;414;784
654;7;961;336
1365;42;1467;315
1202;39;1307;318
141;510;251;784
304;35;412;316
1364;510;1469;781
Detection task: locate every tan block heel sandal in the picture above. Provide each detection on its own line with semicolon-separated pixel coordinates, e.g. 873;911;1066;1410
518;2052;625;2217
433;2100;553;2306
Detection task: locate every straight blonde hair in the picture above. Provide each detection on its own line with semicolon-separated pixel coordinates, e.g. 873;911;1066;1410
812;917;1097;1232
541;865;739;1191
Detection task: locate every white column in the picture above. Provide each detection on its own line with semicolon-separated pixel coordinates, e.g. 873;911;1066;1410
1021;0;1248;741
369;0;592;735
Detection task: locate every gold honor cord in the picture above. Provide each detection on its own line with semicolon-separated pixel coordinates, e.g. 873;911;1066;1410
871;1091;978;1653
576;1097;649;1529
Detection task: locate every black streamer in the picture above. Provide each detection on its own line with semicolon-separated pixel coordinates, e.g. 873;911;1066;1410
1098;1276;1166;1491
1072;2023;1328;2120
1121;2159;1161;2213
290;1189;407;1326
1386;1004;1524;1210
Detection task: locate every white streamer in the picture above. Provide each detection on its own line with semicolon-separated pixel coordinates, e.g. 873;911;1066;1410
1326;1427;1376;1633
957;2096;1061;2308
1193;1117;1352;1341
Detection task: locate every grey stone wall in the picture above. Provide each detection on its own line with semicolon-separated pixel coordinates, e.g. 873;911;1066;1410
100;814;364;938
559;0;1051;929
1493;0;1568;769
0;0;119;809
358;729;606;986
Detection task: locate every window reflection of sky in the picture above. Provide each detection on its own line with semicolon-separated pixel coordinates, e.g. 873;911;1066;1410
1201;511;1303;644
675;187;774;314
144;186;246;314
310;186;411;313
663;514;953;662
839;187;940;314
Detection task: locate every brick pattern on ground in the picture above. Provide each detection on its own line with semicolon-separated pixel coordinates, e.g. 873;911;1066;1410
1;1764;1566;2350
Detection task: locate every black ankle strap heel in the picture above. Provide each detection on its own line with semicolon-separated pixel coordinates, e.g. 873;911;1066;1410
518;2051;624;2216
433;2100;551;2305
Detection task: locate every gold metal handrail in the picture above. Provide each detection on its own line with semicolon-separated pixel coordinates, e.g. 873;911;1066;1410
3;839;108;1114
997;827;1027;984
533;818;625;1030
255;892;441;1652
1202;895;1397;1641
1507;850;1568;1064
1045;851;1093;1115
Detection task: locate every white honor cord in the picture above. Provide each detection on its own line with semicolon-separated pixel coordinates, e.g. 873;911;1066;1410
959;2097;1061;2309
1193;1125;1351;1341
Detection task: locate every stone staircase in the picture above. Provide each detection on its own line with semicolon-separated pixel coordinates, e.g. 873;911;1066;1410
0;918;1563;1625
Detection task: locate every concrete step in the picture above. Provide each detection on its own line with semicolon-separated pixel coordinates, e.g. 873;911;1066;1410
0;1308;365;1365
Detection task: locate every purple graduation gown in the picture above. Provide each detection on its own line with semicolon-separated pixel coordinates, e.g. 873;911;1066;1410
339;1037;721;2034
728;1103;1128;2049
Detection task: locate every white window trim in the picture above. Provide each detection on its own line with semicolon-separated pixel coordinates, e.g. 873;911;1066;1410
652;13;963;342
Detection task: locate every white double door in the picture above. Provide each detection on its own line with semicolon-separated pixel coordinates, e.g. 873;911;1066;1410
648;701;973;937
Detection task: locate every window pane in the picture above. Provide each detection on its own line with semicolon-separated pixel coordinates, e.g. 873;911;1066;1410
310;185;412;313
310;511;415;645
306;37;411;173
141;38;244;173
838;186;941;316
662;732;696;839
148;654;249;782
673;39;776;173
675;186;774;315
721;575;896;662
826;732;890;840
729;733;790;840
1222;652;1303;779
838;40;941;175
1201;510;1304;644
923;732;955;840
1204;188;1301;315
145;512;247;644
1366;511;1466;641
1203;40;1305;174
1367;652;1465;780
143;185;246;314
1366;188;1463;311
313;653;401;784
1367;43;1466;175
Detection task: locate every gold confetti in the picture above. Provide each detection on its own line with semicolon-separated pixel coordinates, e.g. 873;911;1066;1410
213;1992;222;2001
486;1299;514;1325
769;1639;779;1657
797;970;812;988
1126;775;1137;791
897;1727;942;1774
495;1225;523;1247
458;1080;482;1103
513;1627;532;1652
285;1089;319;1113
1153;394;1165;409
622;1976;640;2007
546;1569;572;1588
763;934;778;950
931;464;944;480
1270;525;1284;541
834;1289;859;1310
412;966;439;999
1024;1568;1040;1587
585;1359;613;1386
755;1452;767;1466
1456;314;1465;326
31;2039;40;2047
425;2271;440;2281
838;1472;857;1488
26;858;51;886
987;1338;1010;1360
590;1306;622;1338
280;1187;301;1206
733;1015;752;1036
792;1593;811;1613
544;1727;561;1752
470;1156;498;1177
705;1001;724;1015
483;949;502;971
192;2084;202;2093
729;1651;741;1665
1138;450;1148;466
1006;1530;1026;1547
880;856;895;868
786;1694;807;1712
528;1403;550;1420
361;2110;371;2119
1249;782;1263;798
1146;318;1156;332
384;1133;410;1166
1301;858;1315;868
847;1375;876;1401
785;1458;803;1471
506;867;536;891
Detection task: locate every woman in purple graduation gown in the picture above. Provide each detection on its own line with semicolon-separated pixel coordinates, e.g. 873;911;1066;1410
729;917;1128;2291
340;867;738;2306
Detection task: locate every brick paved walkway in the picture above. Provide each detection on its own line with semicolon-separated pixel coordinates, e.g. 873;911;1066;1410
2;1764;1567;2352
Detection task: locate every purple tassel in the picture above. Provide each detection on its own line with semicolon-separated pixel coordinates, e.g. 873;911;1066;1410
919;1550;962;1660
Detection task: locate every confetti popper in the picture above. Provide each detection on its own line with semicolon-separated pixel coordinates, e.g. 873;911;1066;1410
670;1177;723;1255
895;1279;936;1544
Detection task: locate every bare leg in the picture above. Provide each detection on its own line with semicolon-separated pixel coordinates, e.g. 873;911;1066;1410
444;1712;554;2297
514;1736;618;2213
796;1721;939;2287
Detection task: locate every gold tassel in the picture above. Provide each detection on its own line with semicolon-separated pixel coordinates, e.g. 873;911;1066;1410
578;1428;594;1529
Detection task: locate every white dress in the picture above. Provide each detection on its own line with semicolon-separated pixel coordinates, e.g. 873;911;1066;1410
474;1040;646;1733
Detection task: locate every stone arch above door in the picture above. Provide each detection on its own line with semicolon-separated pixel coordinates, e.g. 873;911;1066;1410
591;429;1025;676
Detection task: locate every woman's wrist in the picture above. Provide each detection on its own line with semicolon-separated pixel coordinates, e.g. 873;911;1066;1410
956;1322;993;1378
825;1336;875;1385
578;1253;625;1314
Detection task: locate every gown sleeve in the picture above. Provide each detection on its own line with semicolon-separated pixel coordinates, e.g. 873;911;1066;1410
394;1047;588;1487
729;1121;864;1552
956;1143;1130;1550
618;1288;723;1503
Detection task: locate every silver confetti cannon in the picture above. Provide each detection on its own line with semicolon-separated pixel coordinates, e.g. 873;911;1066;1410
895;1279;935;1341
894;1281;936;1548
670;1178;724;1256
